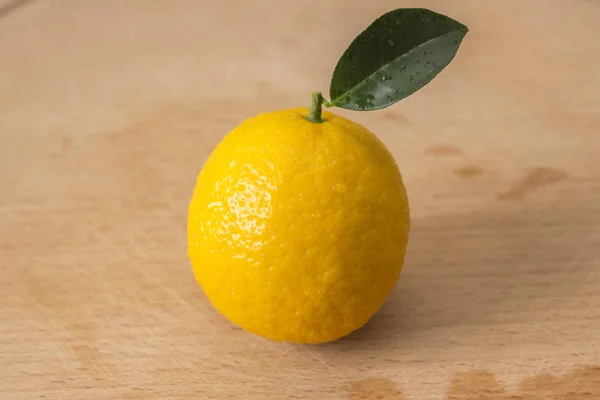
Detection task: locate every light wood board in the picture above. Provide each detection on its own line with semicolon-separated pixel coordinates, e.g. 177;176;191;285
1;1;599;399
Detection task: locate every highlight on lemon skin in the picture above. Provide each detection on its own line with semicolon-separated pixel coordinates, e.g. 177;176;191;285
186;7;467;343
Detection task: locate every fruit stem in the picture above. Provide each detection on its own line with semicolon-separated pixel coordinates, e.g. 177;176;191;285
307;92;325;123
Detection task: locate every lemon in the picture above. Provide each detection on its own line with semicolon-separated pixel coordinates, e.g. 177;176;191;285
187;107;410;344
186;5;469;343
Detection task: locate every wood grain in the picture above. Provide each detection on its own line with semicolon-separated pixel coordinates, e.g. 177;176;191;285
1;0;599;399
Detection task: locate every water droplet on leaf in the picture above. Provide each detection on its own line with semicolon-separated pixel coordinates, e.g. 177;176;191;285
354;94;376;110
388;40;395;46
409;74;414;81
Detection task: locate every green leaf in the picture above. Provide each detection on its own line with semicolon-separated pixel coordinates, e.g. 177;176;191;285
329;8;468;111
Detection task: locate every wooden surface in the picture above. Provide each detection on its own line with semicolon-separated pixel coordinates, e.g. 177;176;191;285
1;1;600;399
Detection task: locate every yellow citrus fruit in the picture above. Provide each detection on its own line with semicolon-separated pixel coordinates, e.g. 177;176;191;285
187;107;410;344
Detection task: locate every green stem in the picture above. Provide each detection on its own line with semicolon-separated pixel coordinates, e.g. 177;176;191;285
307;92;325;123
